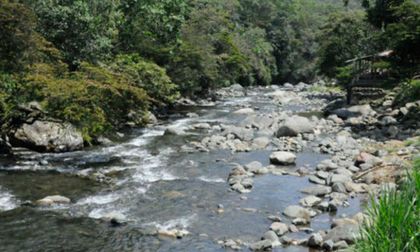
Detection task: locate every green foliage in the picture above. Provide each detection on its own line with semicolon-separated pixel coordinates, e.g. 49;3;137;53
268;0;349;83
110;54;179;105
384;1;420;75
166;1;237;94
362;0;405;29
356;157;420;252
167;0;277;95
394;79;420;105
26;0;122;69
23;63;150;142
234;28;277;86
118;0;189;63
0;0;38;72
317;11;377;77
336;65;355;86
0;73;22;130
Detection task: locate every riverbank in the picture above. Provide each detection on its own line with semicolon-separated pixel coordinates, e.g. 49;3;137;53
0;82;418;251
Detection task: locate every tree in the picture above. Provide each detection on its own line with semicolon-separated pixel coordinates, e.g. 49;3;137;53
317;11;377;77
0;0;38;72
25;0;121;70
362;0;405;29
118;0;189;64
382;1;420;75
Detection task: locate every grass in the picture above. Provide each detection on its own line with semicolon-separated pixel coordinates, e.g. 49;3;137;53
355;157;420;252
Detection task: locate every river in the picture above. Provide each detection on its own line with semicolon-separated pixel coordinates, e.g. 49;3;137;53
0;85;365;251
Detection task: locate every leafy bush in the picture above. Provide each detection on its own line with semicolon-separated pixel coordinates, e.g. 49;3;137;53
336;65;354;87
0;73;23;131
110;54;179;105
23;63;150;142
394;79;420;105
356;157;420;252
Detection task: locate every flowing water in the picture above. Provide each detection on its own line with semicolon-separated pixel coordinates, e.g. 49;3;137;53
0;87;365;252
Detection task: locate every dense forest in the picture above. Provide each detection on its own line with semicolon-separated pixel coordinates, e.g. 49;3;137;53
0;0;419;142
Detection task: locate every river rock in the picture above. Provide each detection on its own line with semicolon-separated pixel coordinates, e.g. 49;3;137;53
301;185;332;196
269;151;296;165
146;111;158;125
316;171;330;180
222;126;254;141
292;218;309;225
158;229;190;239
234;108;255;114
252;137;271;149
192;123;211;130
263;231;281;246
102;211;127;225
276;116;314;137
266;90;297;104
331;218;358;228
250;239;273;251
333;240;349;249
332;183;347;193
380;115;397;125
164;126;185;136
232;183;250;194
355;152;382;167
270;222;289;236
324;223;360;244
244;161;263;173
307;233;323;248
11;121;83;152
36;195;71;206
300;195;322;207
326;174;352;185
317;159;338;171
322;239;334;251
283;205;311;220
332;104;376;119
345;182;368;193
309;175;325;185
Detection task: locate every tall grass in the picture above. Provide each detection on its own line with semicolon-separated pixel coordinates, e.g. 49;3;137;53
356;158;420;252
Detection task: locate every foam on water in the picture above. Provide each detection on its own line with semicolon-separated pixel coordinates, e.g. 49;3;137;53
197;176;225;183
0;187;18;211
77;193;120;205
148;214;197;231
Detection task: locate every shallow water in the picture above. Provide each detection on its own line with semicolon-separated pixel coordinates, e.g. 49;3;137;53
0;88;365;252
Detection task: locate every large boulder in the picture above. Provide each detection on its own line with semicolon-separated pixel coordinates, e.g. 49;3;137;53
332;104;376;119
301;185;332;196
283;205;311;220
276;116;314;137
324;223;360;244
11;120;83;152
36;195;71;206
222;125;254;141
270;151;296;165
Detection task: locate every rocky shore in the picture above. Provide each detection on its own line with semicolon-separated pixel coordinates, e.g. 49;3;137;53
178;82;419;251
0;81;418;251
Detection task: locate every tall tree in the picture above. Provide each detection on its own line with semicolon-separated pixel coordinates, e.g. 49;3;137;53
24;0;121;70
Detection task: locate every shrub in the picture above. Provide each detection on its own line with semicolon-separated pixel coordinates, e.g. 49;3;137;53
23;63;150;142
356;157;420;252
394;79;420;106
110;54;179;105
